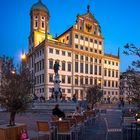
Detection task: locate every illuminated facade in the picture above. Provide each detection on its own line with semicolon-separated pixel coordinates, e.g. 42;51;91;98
28;0;120;102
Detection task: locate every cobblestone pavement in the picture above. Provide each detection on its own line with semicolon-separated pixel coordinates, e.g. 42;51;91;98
84;109;123;140
0;107;123;140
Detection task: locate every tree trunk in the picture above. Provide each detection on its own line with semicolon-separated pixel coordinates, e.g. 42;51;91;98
9;111;16;126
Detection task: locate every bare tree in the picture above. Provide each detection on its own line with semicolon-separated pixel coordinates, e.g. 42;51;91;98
0;56;32;126
86;85;103;108
123;44;140;108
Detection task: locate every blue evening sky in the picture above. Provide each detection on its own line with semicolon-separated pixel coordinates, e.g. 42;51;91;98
0;0;140;72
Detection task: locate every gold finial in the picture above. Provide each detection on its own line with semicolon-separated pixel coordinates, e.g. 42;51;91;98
87;5;90;13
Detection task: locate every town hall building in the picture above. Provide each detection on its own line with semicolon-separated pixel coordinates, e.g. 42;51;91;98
28;0;120;103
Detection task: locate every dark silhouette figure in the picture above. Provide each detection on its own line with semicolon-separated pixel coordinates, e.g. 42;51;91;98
54;61;60;75
52;104;65;118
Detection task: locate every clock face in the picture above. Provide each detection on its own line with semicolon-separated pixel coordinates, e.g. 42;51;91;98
85;23;92;32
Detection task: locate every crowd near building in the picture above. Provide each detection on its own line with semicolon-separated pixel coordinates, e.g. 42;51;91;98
28;0;120;103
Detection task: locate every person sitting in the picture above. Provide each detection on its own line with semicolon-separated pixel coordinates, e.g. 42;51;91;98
52;104;65;118
73;106;83;116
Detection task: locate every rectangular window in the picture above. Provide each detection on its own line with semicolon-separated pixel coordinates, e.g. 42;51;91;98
68;76;71;84
108;70;111;77
104;60;107;64
75;54;78;60
94;40;97;44
90;38;93;42
62;75;65;83
104;80;107;87
49;48;53;53
99;50;102;54
85;77;88;85
75;45;78;49
49;74;53;83
90;48;93;52
68;89;71;93
80;55;84;60
68;52;71;57
80;46;84;50
90;78;93;85
62;89;65;93
85;47;88;51
104;69;107;76
62;62;65;71
116;81;118;87
75;62;78;72
90;64;93;74
80;77;83;85
112;71;114;77
80;63;84;73
108;61;111;64
116;62;118;66
108;81;110;87
68;63;71;71
75;76;78;85
112;62;114;65
75;34;78;38
99;66;102;75
49;60;53;69
80;36;83;40
85;37;88;41
99;59;102;64
95;49;97;53
94;58;97;63
116;71;118;78
62;51;65;56
85;64;88;74
99;41;102;45
42;74;44;83
90;57;93;62
94;79;97;85
56;50;59;55
94;65;97;75
112;81;114;87
86;56;88;61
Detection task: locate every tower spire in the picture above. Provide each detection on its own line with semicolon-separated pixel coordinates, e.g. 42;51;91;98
87;5;90;13
118;47;120;58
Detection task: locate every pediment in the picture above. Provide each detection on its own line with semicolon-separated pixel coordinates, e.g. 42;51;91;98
80;12;98;24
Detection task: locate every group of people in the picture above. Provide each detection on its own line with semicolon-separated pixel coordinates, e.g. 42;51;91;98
52;104;91;118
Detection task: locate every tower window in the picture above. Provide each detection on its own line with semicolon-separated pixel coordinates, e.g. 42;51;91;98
42;22;45;28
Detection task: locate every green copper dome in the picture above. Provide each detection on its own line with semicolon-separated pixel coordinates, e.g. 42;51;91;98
31;0;49;15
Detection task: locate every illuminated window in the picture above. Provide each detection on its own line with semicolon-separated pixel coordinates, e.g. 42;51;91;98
75;76;78;85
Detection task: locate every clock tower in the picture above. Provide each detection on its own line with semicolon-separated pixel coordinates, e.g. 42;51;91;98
29;0;50;49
